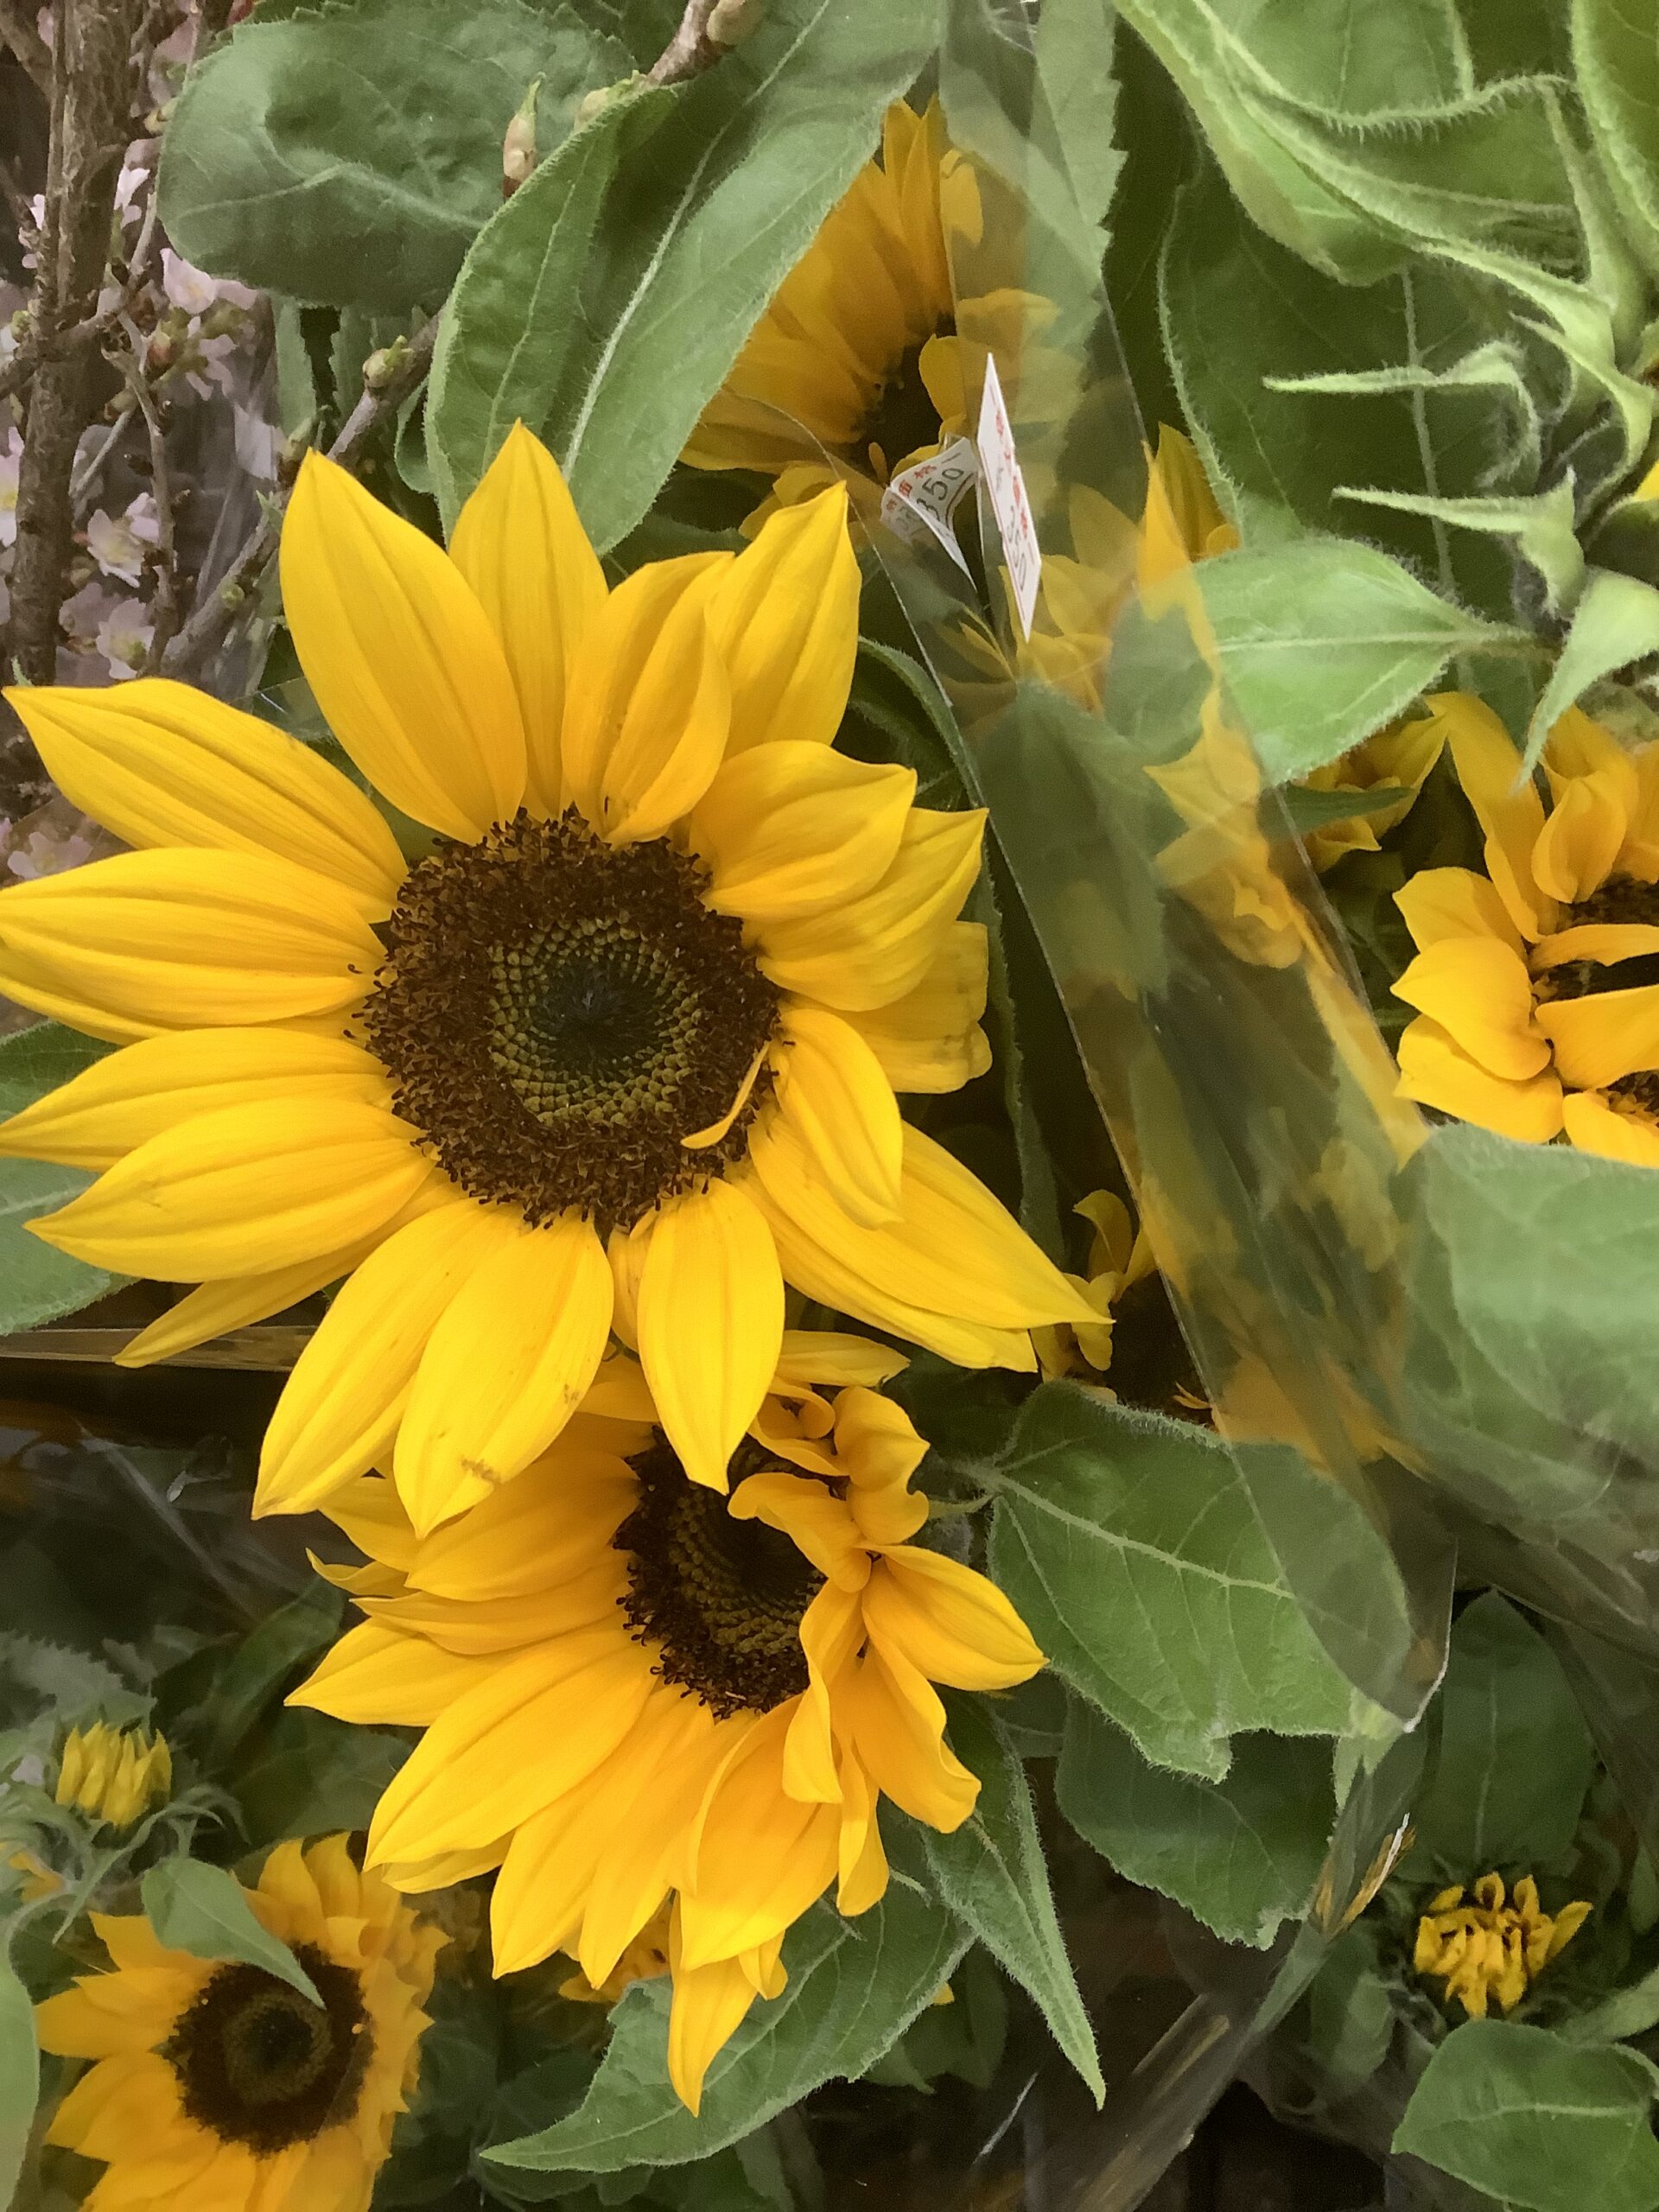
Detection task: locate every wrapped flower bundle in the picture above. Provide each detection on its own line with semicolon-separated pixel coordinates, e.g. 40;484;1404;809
2;2;1659;2208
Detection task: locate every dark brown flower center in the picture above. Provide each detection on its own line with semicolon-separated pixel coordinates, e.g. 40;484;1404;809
1535;874;1659;1004
861;327;952;480
616;1442;823;1720
365;810;783;1236
162;1943;371;2155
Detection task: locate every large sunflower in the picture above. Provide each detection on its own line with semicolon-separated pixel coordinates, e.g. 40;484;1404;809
0;424;1091;1529
1391;695;1659;1164
35;1834;442;2212
290;1337;1044;2111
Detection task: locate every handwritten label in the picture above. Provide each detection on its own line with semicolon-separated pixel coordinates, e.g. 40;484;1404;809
976;356;1040;639
879;436;977;575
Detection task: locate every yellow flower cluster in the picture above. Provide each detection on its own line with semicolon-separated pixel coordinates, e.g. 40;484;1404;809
54;1722;171;1830
1414;1873;1591;2018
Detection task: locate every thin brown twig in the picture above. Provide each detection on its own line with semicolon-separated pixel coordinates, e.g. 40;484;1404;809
0;179;160;410
646;0;753;83
0;0;52;99
160;315;442;683
118;310;180;671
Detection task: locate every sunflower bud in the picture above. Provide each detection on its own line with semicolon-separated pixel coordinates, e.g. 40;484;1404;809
707;0;763;48
363;337;410;393
503;76;543;199
54;1723;173;1830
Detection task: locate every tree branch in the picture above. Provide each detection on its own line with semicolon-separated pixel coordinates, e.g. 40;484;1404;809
4;0;144;685
160;314;442;683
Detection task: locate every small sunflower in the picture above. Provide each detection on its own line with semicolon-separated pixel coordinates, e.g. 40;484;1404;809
35;1834;442;2212
1391;695;1659;1163
290;1337;1044;2112
684;100;961;498
54;1722;172;1830
0;424;1091;1531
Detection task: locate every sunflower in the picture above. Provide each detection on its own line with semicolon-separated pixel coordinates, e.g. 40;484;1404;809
55;1722;172;1830
35;1834;442;2212
683;100;960;498
1391;694;1659;1164
1298;714;1446;875
289;1336;1044;2112
0;425;1092;1531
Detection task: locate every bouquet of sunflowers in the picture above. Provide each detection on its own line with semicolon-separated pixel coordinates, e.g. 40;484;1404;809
5;0;1659;2206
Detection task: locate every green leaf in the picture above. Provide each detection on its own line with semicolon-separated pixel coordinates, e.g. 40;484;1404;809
426;0;941;545
1213;0;1474;112
1033;0;1122;231
1393;2019;1659;2212
192;1583;346;1767
0;1933;37;2209
1409;1595;1596;1880
1338;480;1586;614
159;0;629;312
1522;569;1659;766
1303;1926;1395;2094
232;1708;409;1849
986;1387;1382;1778
1160;158;1534;617
1057;1701;1335;1946
140;1857;323;2006
1573;0;1659;283
0;1021;120;1332
1197;541;1516;781
918;1699;1101;2099
484;1885;966;2176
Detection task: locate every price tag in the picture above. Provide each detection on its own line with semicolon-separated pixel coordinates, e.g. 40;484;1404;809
879;436;977;575
976;355;1040;639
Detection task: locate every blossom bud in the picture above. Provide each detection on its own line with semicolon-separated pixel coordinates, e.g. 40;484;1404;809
363;338;409;392
55;1723;173;1831
503;76;543;198
708;0;763;47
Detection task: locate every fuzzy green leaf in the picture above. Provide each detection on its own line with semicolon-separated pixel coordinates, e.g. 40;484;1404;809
159;0;629;312
0;1934;36;2209
1522;569;1659;765
1574;0;1659;283
140;1857;322;2006
233;1710;409;1850
484;1885;966;2175
919;1699;1101;2098
1410;1594;1596;1880
1393;2020;1659;2211
1058;1702;1334;1946
1198;541;1516;780
427;0;941;545
1339;480;1586;613
0;1021;120;1333
985;1388;1391;1778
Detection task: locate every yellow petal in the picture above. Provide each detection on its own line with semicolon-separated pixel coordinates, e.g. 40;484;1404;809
709;483;859;754
410;1445;635;1601
1536;982;1659;1089
758;806;986;1012
1394;868;1524;957
290;1623;494;1726
367;1631;653;1862
1395;1014;1564;1141
729;1472;869;1590
6;679;407;918
256;1199;523;1515
560;554;733;839
784;1581;863;1803
749;1116;1095;1331
1534;921;1659;969
847;920;990;1092
575;1697;724;1987
840;1642;978;1830
1532;772;1626;905
114;1231;386;1367
771;1006;903;1227
393;1214;613;1534
1561;1090;1659;1166
677;1707;838;1967
1392;938;1550;1080
862;1548;1044;1689
0;848;382;1041
636;1179;784;1491
772;1330;907;1389
280;449;525;837
0;1027;391;1169
693;742;915;925
1432;691;1553;938
449;422;607;816
1542;704;1640;808
29;1096;428;1279
666;1942;757;2115
835;1742;889;1916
